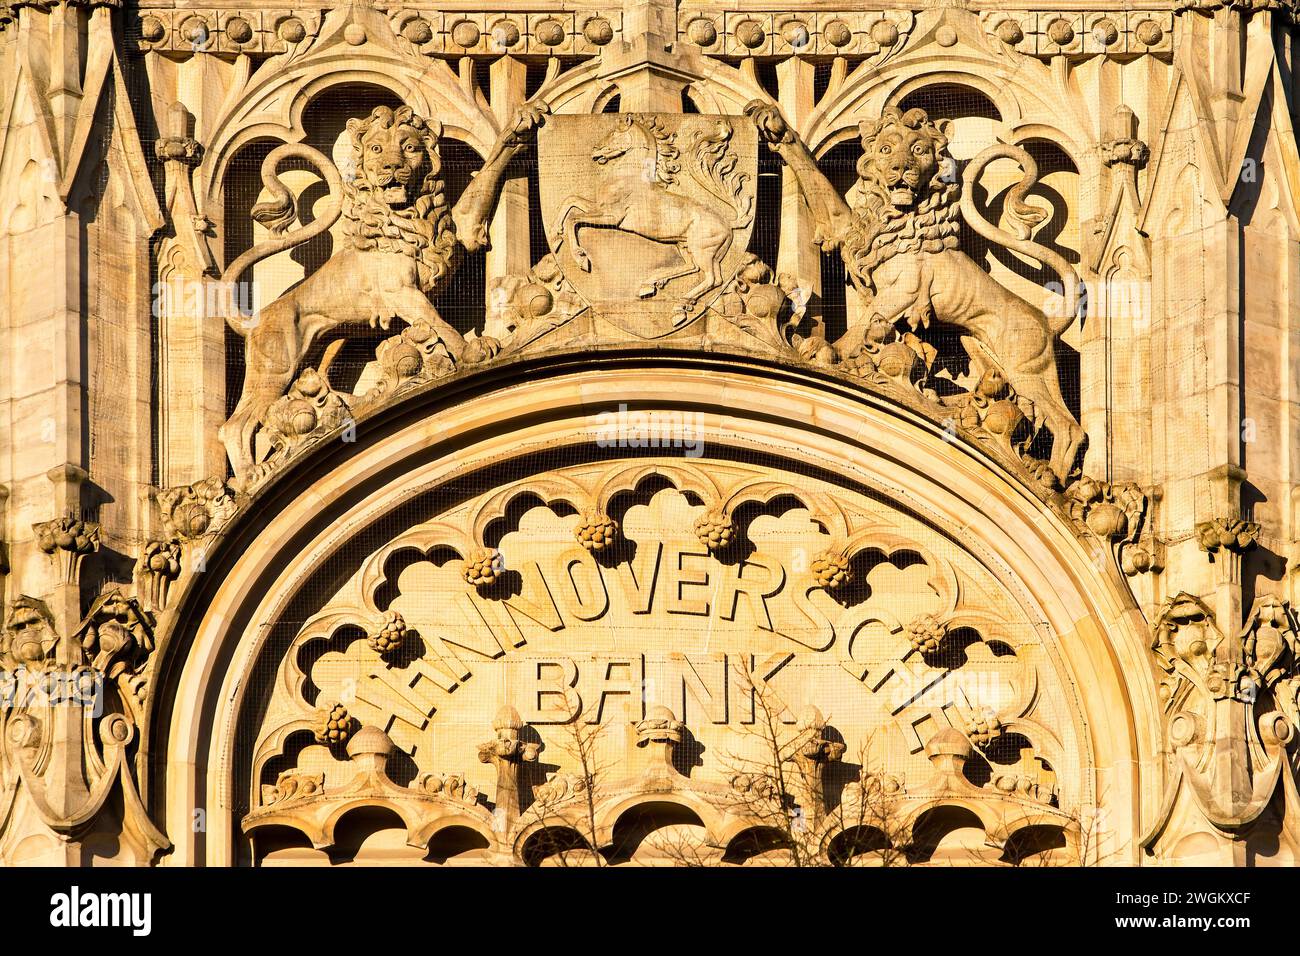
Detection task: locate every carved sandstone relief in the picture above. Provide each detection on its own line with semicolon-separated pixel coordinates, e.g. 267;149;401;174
219;101;547;480
745;101;1085;481
239;458;1083;864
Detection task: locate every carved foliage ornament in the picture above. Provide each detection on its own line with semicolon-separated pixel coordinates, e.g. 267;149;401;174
0;591;166;861
1146;593;1300;838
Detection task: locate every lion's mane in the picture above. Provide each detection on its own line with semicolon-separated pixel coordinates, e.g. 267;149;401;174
841;107;961;294
341;105;460;293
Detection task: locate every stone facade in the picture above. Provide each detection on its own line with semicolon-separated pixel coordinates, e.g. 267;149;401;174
1;0;1299;866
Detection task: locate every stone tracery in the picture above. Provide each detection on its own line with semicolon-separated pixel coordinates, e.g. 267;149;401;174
0;0;1296;867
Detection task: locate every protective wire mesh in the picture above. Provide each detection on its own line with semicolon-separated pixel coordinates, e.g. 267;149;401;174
135;67;1176;865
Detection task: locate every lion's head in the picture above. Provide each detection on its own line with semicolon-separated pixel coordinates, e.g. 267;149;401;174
340;105;458;291
345;105;440;209
856;106;954;212
844;106;962;287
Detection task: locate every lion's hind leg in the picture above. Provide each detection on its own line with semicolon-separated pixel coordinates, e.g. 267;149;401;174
998;355;1084;480
221;302;302;475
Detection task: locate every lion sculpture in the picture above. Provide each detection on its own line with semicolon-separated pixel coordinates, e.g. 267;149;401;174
219;102;549;476
745;100;1084;480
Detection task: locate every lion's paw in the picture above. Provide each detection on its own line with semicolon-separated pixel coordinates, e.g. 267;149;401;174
462;336;501;364
793;334;837;366
509;102;550;139
743;100;790;144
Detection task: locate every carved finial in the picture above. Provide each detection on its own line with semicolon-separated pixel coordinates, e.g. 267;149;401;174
789;705;844;824
1099;125;1149;169
478;705;538;832
345;725;396;775
637;704;684;746
924;727;974;785
636;705;685;781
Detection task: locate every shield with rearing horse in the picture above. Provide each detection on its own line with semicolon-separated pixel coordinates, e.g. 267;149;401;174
538;113;758;338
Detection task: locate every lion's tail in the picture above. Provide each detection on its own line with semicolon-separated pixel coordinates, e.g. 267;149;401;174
220;143;343;330
960;143;1080;335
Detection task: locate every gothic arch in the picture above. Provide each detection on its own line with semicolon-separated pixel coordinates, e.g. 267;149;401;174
146;353;1161;866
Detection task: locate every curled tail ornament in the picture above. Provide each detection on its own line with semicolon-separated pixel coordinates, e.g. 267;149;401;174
960;143;1080;335
220;143;344;328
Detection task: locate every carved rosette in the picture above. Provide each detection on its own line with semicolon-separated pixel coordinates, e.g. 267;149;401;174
33;517;100;584
156;476;239;541
134;540;182;612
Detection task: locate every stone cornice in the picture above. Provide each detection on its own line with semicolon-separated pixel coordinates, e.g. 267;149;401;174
123;4;1196;59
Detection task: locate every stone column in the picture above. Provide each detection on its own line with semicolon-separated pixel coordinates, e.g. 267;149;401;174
776;57;824;337
484;57;531;340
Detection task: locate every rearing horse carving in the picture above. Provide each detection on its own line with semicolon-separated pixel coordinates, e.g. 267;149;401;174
551;115;754;317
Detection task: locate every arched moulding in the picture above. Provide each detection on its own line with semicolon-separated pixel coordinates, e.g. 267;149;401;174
153;357;1160;864
199;3;503;207
799;50;1097;162
589;83;623;115
470;473;593;549
517;825;599;866
717;478;851;540
357;520;476;603
589;461;723;515
840;527;957;607
906;797;1078;858
591;791;729;851
277;608;374;705
245;787;496;853
249;719;318;799
521;59;605;116
998;715;1067;777
1006;122;1093;182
